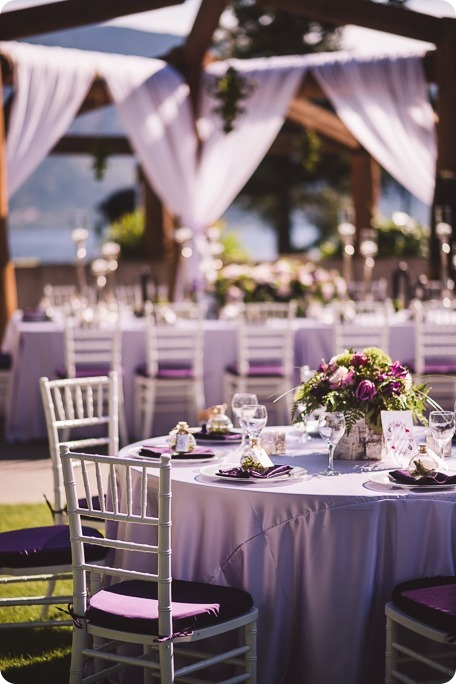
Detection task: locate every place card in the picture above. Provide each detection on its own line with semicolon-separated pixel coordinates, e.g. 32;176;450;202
381;410;417;467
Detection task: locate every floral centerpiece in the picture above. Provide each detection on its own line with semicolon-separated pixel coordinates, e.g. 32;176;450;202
292;347;433;460
212;258;346;316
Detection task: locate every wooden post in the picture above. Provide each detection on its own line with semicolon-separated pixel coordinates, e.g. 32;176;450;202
350;149;380;252
431;21;456;280
140;168;178;300
0;67;18;342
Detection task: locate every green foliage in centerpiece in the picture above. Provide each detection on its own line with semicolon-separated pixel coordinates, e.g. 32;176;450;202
293;347;433;434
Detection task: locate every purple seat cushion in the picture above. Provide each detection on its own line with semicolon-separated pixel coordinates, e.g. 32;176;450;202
225;363;284;377
87;578;254;636
56;366;111;380
392;576;456;633
135;363;194;379
0;524;107;569
0;352;12;370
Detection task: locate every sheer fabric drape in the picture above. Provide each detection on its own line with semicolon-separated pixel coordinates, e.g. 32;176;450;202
3;41;95;197
312;51;436;205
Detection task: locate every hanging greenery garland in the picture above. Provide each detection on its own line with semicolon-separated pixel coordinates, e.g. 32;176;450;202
206;66;257;134
297;129;321;173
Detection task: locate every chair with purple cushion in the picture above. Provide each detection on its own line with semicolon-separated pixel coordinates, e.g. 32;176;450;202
407;304;456;411
61;446;258;683
332;299;392;356
134;302;205;439
40;372;120;528
413;304;456;377
224;301;297;425
58;311;128;444
385;576;456;683
0;520;107;630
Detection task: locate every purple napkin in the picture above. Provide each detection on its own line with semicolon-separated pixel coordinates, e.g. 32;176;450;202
196;428;242;442
216;464;293;479
139;445;215;459
22;308;50;322
389;469;456;486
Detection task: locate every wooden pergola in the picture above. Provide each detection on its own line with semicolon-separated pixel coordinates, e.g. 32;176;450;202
1;0;455;339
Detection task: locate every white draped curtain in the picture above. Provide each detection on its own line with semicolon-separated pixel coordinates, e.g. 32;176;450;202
1;41;437;284
312;51;436;206
3;42;95;197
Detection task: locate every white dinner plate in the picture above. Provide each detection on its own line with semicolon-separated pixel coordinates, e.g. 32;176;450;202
199;462;307;483
129;446;225;465
367;470;456;491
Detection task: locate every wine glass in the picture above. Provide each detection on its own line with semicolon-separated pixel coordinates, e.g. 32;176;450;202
318;411;346;476
231;393;258;447
429;411;455;460
240;404;268;443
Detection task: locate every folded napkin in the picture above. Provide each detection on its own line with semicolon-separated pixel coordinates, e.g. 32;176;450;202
196;428;242;442
389;469;456;486
139;445;215;459
216;464;293;479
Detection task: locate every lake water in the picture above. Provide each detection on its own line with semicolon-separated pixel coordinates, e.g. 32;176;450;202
8;190;429;265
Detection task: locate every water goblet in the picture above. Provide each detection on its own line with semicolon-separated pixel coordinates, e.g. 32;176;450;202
231;393;258;448
240;404;268;444
429;410;455;460
318;411;346;476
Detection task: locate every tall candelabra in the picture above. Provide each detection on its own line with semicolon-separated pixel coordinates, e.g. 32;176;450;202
435;204;453;295
71;223;89;299
359;228;378;300
337;216;356;293
101;241;121;301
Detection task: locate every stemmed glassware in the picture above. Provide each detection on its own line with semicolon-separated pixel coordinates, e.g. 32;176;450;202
429;410;455;460
231;393;258;448
240;404;268;444
318;411;346;476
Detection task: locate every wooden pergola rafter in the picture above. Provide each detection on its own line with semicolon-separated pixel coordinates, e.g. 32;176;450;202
1;0;455;338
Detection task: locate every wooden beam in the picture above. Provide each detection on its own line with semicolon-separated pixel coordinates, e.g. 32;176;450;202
0;67;17;342
0;0;184;41
165;0;229;116
258;0;445;44
51;135;132;155
287;97;360;150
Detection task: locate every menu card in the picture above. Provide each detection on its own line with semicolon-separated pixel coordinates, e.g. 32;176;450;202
381;411;417;467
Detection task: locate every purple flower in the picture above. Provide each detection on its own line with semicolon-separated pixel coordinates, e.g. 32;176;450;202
354;379;377;401
385;380;403;395
351;353;368;368
390;361;408;378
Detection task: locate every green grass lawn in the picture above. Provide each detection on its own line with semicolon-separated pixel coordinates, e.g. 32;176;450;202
0;504;73;684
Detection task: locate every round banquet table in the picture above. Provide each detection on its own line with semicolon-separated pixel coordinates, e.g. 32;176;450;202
111;430;456;684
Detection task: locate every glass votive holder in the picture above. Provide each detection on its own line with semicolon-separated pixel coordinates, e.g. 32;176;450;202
261;431;286;456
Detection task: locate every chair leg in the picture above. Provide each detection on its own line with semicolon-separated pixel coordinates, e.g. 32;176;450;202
69;622;87;684
245;619;258;683
159;641;174;684
385;614;398;684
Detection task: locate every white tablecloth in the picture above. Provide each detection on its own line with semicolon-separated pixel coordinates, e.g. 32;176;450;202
2;310;415;441
111;433;456;684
